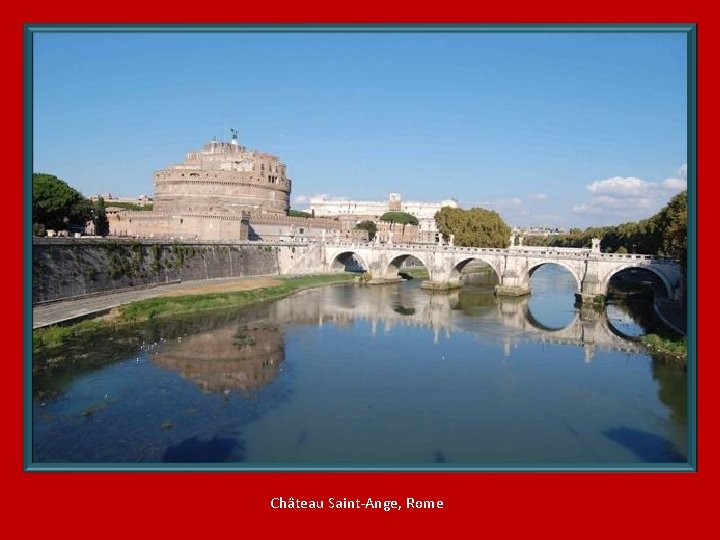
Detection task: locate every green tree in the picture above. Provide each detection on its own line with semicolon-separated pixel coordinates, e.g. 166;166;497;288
434;207;511;247
32;173;92;231
288;209;313;218
657;190;687;262
355;220;377;241
547;190;687;263
379;211;419;241
379;211;419;226
92;197;110;237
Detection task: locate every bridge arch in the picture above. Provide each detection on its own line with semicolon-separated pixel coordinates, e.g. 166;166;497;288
603;263;673;298
329;250;369;273
384;252;431;279
525;302;581;334
448;257;501;283
527;261;582;293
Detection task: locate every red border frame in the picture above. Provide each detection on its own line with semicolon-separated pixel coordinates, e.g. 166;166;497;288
6;5;714;535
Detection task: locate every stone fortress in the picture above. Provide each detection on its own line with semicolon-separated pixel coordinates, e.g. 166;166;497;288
108;131;456;244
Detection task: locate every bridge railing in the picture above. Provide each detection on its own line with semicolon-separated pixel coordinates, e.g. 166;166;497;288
322;241;676;264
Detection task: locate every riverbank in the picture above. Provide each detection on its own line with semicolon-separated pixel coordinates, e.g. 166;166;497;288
33;273;355;354
640;334;688;367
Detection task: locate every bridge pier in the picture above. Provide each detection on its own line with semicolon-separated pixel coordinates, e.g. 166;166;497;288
495;269;531;297
574;273;605;305
420;280;463;291
366;276;403;285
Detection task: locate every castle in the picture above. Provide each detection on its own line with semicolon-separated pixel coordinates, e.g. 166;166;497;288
109;132;364;242
109;132;454;243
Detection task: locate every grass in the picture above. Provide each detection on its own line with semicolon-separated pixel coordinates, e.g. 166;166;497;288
640;333;687;367
33;273;355;355
400;267;429;279
32;319;107;352
118;273;354;322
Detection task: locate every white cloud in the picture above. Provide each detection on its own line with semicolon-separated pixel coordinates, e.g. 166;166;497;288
591;196;652;209
587;176;654;197
531;193;548;201
476;197;522;209
574;166;687;221
572;203;604;215
293;195;308;204
661;177;687;191
678;164;687;180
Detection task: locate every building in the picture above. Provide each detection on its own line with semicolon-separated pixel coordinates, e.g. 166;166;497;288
90;194;152;208
109;132;365;242
153;130;290;217
107;133;454;244
308;193;457;243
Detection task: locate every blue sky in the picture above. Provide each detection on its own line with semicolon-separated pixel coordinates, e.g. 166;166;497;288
32;30;688;229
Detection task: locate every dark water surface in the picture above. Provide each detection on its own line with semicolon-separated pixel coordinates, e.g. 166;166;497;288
32;266;688;465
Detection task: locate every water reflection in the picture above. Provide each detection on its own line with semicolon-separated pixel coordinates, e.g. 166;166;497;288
142;279;647;396
33;267;688;465
603;427;686;462
152;324;283;393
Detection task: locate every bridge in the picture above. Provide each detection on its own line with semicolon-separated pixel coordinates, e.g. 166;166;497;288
309;240;684;304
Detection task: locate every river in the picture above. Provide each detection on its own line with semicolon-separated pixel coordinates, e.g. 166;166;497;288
32;265;688;466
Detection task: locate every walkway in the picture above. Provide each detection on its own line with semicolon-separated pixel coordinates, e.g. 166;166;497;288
32;276;282;329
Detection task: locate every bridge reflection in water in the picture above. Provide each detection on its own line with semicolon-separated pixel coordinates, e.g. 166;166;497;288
151;278;645;394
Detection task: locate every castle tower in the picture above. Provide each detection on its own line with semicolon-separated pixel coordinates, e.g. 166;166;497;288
152;135;291;217
388;193;402;212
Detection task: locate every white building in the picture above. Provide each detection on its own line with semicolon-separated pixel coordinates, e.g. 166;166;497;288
308;193;458;243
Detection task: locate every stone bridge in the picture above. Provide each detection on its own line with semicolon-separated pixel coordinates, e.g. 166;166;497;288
315;241;683;303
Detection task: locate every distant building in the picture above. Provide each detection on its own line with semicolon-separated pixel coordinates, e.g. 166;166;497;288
514;226;566;237
90;194;152;207
309;193;457;243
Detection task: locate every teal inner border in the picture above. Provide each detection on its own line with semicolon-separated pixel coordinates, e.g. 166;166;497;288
23;23;697;473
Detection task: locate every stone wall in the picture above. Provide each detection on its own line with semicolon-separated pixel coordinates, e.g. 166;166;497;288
153;170;291;216
32;239;316;304
109;212;250;241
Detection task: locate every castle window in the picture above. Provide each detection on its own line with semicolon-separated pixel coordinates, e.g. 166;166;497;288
180;219;183;224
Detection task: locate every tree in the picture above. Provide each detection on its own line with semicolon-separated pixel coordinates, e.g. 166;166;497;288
379;211;419;242
288;209;313;218
32;173;92;231
355;220;377;241
657;190;687;262
379;211;419;226
546;190;687;264
92;197;110;237
434;207;511;247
